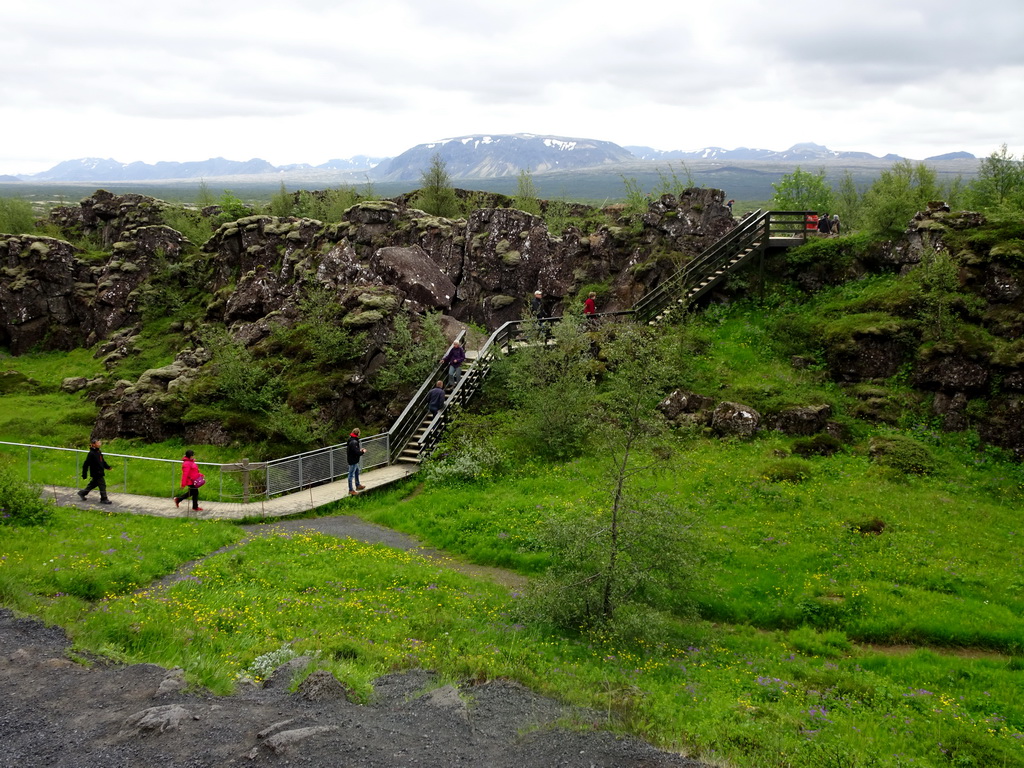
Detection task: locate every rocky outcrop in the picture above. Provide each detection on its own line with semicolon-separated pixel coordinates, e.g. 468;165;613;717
93;348;211;442
0;235;85;353
369;246;456;312
47;189;169;248
826;329;917;382
711;402;762;438
657;389;715;429
765;405;833;436
659;390;840;442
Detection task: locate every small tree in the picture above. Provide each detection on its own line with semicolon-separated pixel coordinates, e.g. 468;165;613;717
771;166;835;213
543;199;572;237
861;160;939;237
966;144;1024;211
411;153;462;218
527;326;702;629
0;197;37;235
375;312;447;391
513;169;542;216
217;191;251;222
293;283;366;367
195;179;216;208
833;170;864;232
269;182;295;217
654;163;696;197
503;313;597;461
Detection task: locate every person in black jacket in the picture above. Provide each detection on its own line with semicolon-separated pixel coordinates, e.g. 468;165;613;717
347;428;366;496
427;380;446;419
817;213;832;236
78;439;112;504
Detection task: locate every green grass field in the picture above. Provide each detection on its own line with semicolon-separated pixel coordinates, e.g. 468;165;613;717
3;446;1023;767
3;294;1024;766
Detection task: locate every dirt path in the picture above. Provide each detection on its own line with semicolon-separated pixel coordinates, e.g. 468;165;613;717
240;514;530;590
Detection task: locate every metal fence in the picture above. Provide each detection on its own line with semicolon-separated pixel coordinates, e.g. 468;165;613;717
262;433;389;496
0;441;242;502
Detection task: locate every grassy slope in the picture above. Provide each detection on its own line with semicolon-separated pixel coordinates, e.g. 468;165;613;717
3;251;1024;766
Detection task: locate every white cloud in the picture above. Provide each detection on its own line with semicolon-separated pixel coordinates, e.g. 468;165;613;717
1;0;1022;174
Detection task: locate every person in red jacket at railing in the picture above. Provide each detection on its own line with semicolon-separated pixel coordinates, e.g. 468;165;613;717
173;449;203;512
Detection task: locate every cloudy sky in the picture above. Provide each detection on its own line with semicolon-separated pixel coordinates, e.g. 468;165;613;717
3;0;1022;175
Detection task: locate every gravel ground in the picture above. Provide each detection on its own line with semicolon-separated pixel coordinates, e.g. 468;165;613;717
0;515;709;767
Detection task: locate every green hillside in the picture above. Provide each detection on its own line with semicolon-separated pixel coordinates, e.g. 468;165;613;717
4;150;1024;766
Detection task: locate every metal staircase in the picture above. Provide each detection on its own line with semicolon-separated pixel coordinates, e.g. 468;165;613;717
387;210;811;464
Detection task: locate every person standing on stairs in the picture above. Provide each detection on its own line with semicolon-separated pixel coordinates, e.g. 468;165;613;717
440;340;466;389
427;380;446;419
347;428;366;495
173;449;203;512
531;290;544;317
78;438;112;504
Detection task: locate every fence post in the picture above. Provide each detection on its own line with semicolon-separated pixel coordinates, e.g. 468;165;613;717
240;459;250;503
27;446;32;483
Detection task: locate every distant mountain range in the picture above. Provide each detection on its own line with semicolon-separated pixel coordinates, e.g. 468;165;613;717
623;142;907;163
20;155;385;183
3;135;977;183
373;134;635;181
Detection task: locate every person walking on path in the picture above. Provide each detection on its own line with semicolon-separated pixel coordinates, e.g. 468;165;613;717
78;439;112;504
831;214;841;236
427;380;446;419
347;429;366;495
440;340;466;389
173;449;203;512
583;291;597;318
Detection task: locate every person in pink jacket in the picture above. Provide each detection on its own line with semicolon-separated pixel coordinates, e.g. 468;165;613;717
173;449;203;512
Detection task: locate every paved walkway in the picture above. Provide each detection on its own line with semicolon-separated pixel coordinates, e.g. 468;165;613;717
48;463;418;521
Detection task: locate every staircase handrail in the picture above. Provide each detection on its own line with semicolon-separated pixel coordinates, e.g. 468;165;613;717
414;319;526;459
632;210;769;323
386;329;467;463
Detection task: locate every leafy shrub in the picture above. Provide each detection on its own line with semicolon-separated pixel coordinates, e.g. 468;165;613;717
868;434;937;475
0;460;55;526
0;197;37;235
761;458;813;483
216;191;251;223
783;232;870;276
201;328;285;414
422;422;507;485
374;312;446;392
289;284;366;368
161;207;215;247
